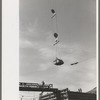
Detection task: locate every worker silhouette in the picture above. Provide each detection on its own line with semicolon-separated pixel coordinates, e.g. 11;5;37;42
54;33;58;38
53;33;59;45
53;57;64;65
40;81;45;96
53;40;59;45
42;81;45;87
51;9;55;14
51;9;56;18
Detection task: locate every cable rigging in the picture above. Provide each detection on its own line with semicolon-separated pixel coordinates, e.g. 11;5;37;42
49;0;64;66
70;56;96;66
48;0;95;66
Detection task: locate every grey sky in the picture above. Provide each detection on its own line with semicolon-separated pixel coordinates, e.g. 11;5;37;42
19;0;96;93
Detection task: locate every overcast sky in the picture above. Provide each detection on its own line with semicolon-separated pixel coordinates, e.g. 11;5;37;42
19;0;96;94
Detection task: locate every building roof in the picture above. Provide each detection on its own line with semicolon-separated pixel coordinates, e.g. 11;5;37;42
87;87;96;94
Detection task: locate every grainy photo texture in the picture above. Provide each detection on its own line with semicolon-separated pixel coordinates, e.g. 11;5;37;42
19;0;97;100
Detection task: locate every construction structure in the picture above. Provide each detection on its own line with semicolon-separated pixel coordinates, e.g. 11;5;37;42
40;88;96;100
19;82;96;100
19;82;58;92
19;82;60;100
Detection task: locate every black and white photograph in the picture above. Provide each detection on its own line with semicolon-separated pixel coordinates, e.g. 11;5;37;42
19;0;97;100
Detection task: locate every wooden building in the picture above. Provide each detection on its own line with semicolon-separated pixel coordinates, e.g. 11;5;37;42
40;88;96;100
